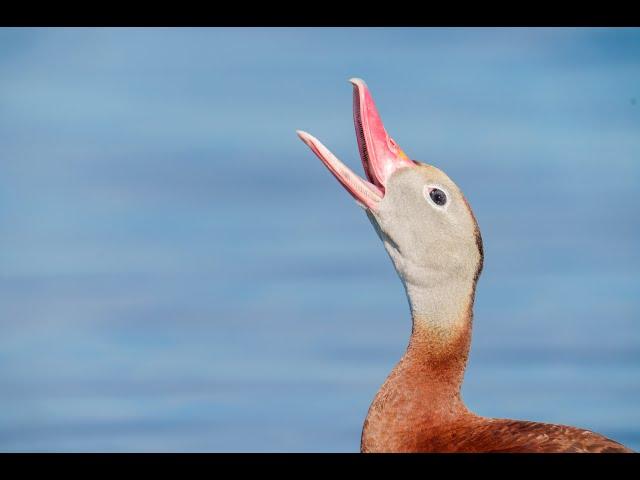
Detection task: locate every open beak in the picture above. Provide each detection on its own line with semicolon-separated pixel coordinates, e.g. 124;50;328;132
297;78;415;211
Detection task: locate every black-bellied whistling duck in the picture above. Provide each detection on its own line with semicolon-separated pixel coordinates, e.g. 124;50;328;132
296;78;633;453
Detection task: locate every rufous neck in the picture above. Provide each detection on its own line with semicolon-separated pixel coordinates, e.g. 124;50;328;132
404;272;477;391
360;282;477;452
404;310;473;401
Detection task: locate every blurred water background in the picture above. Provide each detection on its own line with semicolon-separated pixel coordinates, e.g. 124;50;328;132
0;27;639;452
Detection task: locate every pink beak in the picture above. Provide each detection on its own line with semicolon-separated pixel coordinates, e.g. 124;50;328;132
297;78;415;211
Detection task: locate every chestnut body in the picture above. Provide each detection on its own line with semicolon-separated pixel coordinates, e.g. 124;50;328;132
361;312;632;453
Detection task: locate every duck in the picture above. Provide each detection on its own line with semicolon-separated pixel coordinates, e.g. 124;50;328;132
295;78;633;453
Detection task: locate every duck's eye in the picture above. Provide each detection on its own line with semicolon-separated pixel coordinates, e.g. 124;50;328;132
429;188;447;206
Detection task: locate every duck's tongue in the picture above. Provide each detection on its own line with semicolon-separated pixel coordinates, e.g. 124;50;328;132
297;78;414;211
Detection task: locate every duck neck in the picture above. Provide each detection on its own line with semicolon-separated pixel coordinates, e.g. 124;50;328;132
361;275;478;451
404;307;473;409
401;269;478;399
401;278;475;414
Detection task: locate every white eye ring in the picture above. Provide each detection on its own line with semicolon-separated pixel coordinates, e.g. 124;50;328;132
423;184;450;210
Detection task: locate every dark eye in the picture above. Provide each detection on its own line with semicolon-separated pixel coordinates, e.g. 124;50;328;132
429;188;447;206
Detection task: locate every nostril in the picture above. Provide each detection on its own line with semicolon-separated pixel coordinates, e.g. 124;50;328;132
387;136;398;153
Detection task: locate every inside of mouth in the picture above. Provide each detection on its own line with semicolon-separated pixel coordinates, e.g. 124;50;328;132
353;87;378;189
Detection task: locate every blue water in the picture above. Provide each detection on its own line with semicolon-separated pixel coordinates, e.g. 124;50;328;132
0;27;639;452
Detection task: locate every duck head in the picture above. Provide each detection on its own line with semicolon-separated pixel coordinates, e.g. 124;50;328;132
297;79;483;333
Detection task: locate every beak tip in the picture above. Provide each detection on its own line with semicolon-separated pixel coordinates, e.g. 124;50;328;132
296;130;309;141
348;77;366;88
